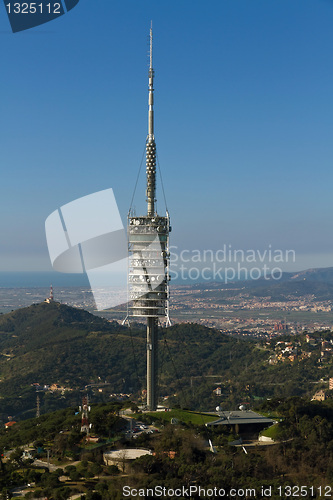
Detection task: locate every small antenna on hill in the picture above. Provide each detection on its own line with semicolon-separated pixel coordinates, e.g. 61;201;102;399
45;285;54;304
36;394;40;418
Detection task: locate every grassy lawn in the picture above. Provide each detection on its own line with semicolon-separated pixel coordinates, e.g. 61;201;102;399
145;409;218;426
80;435;122;450
260;423;281;440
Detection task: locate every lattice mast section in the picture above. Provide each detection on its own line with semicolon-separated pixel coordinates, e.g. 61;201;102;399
80;395;91;435
128;25;170;411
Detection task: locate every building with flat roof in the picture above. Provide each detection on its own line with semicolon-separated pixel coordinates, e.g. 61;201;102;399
206;410;273;435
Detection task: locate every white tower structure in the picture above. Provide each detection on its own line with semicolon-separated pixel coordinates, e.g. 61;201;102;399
128;26;171;411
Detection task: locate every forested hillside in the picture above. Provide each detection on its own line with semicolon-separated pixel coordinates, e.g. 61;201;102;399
0;302;332;420
1;397;333;499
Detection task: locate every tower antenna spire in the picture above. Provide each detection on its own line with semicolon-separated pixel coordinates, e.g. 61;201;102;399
146;22;156;216
149;21;154;139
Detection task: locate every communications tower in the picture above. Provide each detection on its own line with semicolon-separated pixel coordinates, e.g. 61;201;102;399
80;395;91;435
45;285;54;304
36;394;40;418
128;26;171;411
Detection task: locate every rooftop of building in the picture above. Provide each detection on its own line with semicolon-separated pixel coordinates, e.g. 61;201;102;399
205;410;274;427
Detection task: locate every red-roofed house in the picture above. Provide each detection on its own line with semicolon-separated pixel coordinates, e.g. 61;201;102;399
5;421;17;429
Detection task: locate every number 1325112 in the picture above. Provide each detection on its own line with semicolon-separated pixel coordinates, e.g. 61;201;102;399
6;3;61;14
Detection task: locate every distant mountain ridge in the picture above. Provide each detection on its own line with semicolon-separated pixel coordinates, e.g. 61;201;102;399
289;267;333;283
193;266;333;300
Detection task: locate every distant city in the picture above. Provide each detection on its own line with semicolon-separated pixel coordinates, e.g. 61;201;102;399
1;281;332;339
170;286;333;337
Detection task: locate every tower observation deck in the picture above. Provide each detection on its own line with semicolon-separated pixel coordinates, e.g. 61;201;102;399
127;26;171;411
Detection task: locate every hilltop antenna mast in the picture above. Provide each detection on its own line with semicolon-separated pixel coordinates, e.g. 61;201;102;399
45;285;54;303
80;395;91;435
127;25;171;410
36;394;40;418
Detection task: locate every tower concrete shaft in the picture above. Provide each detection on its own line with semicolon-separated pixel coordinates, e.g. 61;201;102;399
147;316;158;410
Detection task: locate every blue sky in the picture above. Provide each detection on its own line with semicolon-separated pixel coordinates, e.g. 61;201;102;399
1;0;333;276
